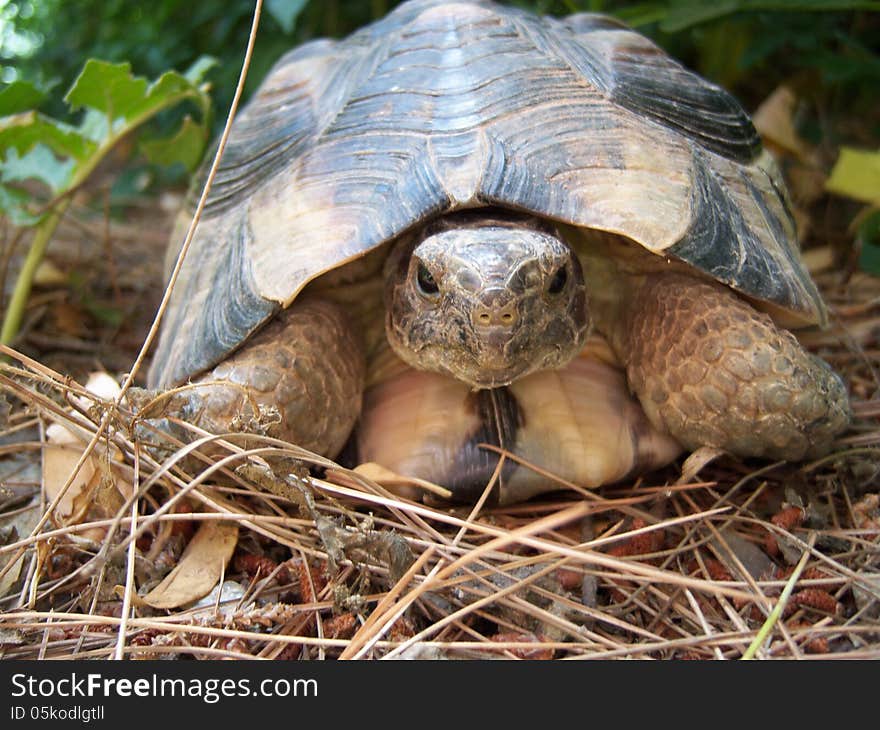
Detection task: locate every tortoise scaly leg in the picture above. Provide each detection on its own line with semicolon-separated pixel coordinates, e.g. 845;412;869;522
165;298;365;457
615;273;850;460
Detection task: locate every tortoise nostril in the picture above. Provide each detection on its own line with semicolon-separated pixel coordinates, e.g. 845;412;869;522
473;302;518;328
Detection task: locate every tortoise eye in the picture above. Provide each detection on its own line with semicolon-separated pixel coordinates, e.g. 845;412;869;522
415;262;440;297
547;266;568;295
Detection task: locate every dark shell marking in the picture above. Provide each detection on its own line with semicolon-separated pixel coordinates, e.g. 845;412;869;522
148;0;819;389
441;388;523;503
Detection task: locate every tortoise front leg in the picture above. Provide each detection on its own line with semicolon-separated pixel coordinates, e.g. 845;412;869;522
613;273;850;460
167;298;365;457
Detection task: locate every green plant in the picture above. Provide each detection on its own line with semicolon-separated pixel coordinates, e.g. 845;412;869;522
0;57;215;347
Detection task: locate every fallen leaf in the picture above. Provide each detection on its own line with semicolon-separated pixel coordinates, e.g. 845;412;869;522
802;246;835;275
42;372;128;541
0;498;40;598
33;259;67;286
710;530;775;581
752;86;809;160
826;147;880;206
140;521;239;609
676;446;726;485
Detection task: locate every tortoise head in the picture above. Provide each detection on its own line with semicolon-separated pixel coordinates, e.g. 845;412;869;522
384;214;590;388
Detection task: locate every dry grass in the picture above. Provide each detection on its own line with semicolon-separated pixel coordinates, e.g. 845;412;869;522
0;251;878;659
0;0;877;658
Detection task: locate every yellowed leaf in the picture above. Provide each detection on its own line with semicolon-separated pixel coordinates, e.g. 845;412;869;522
140;521;239;609
33;259;67;286
826;147;880;206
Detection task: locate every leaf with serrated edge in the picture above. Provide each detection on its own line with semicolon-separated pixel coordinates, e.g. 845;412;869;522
66;59;213;134
64;60;148;123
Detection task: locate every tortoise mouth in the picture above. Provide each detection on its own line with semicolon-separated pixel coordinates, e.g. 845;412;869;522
436;343;574;389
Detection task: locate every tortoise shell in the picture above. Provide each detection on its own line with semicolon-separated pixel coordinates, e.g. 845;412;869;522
148;0;823;390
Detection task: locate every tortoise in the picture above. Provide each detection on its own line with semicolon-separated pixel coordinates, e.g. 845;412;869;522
146;0;851;504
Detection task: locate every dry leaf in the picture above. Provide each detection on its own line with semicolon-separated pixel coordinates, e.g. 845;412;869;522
33;259;67;286
42;373;128;541
710;531;775;581
676;446;726;484
802;246;835;275
140;521;239;609
752;86;809;160
0;499;40;599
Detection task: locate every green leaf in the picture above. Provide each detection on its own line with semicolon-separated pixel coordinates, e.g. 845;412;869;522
0;81;47;116
658;0;880;32
65;60;149;123
0;111;96;162
65;59;214;135
613;4;671;27
139;116;209;172
857;210;880;275
826;147;880;206
0;55;214;350
184;56;219;87
267;0;309;33
0;144;75;192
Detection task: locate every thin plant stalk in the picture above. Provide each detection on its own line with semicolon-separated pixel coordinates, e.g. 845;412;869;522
0;199;69;346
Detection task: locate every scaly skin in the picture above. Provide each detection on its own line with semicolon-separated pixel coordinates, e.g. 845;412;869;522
618;273;851;460
178;298;365;457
